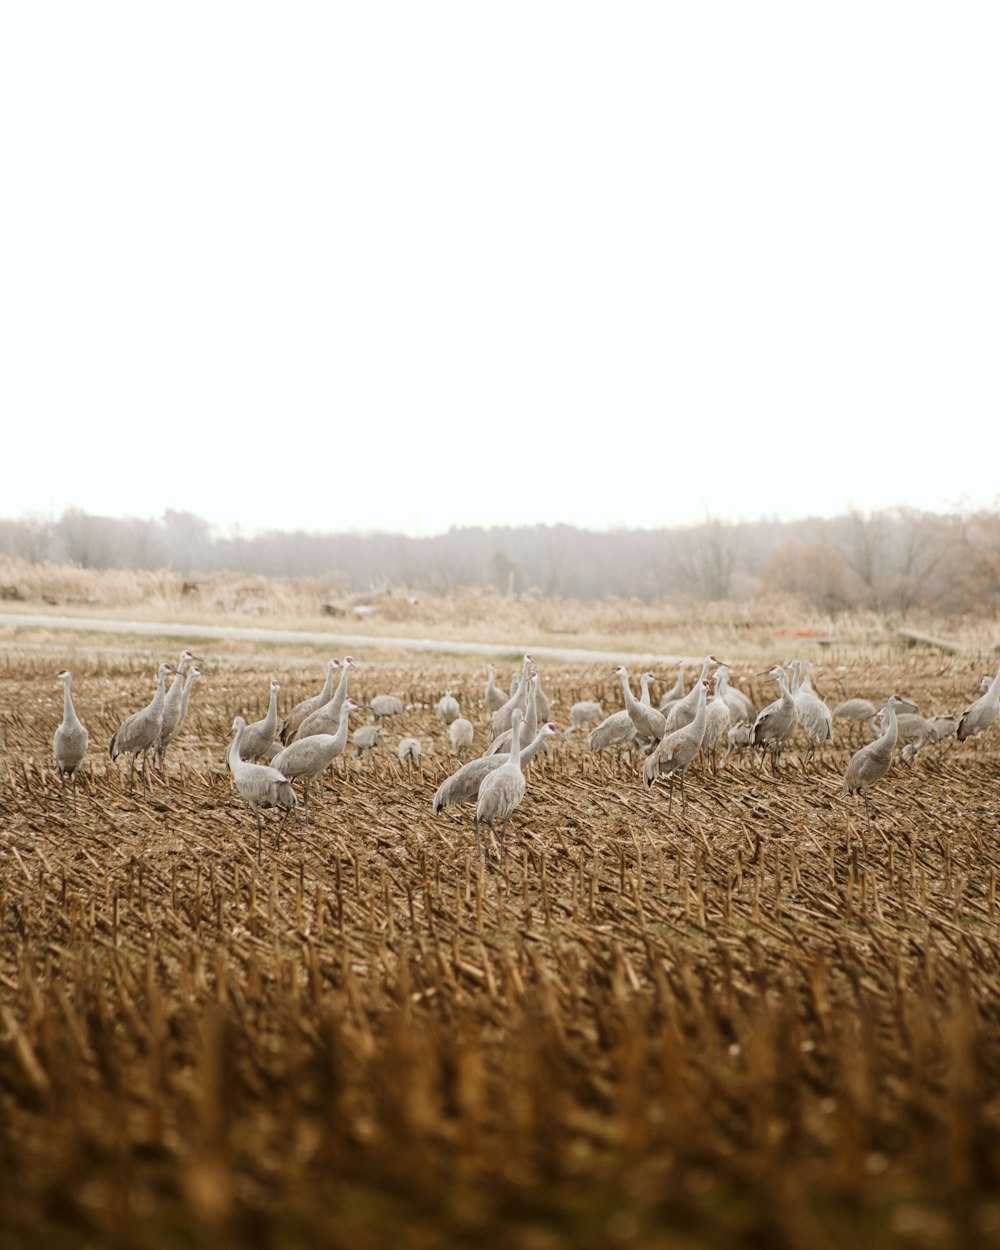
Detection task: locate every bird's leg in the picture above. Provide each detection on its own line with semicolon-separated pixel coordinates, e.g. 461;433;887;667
679;769;687;814
667;774;675;815
274;806;292;851
256;812;264;863
302;781;310;822
474;817;483;862
127;753;136;795
863;791;873;836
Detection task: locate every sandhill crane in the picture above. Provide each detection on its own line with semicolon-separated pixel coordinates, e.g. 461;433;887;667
929;714;960;750
751;665;798;774
714;666;755;724
53;669;88;807
269;699;365;819
398;737;422;774
474;709;526;862
237;679;282;763
701;678;732;774
615;666;667;742
957;664;1000;761
484;665;506;713
227;717;296;858
491;654;533;738
449;717;476;758
657;661;687;713
487;672;540;756
156;664;202;770
789;660;834;763
722;721;755;766
643;679;710;812
432;723;560;813
895;712;936;765
154;648;199;771
565;701;604;735
664;657;722;732
353;724;384;762
369;694;404;723
436;690;461;726
109;662;173;795
533;674;552;722
292;657;356;743
587;708;637;761
280;659;341;744
832;698;879;744
843;695;905;833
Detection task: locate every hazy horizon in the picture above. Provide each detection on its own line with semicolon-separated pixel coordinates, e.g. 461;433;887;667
4;4;998;538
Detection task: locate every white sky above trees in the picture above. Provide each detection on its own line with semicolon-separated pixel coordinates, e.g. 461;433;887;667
2;3;997;539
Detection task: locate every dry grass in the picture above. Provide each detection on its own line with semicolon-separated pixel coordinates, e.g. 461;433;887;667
1;621;1000;1248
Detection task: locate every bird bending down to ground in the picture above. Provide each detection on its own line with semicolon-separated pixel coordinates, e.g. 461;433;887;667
269;699;365;819
369;694;404;723
957;664;1000;761
228;717;296;858
353;724;384;762
449;717;476;758
432;723;560;813
475;709;527;862
53;669;88;806
643;679;710;813
398;737;422;774
280;659;341;744
109;662;174;795
154;648;199;771
843;695;905;833
751;665;798;774
832;698;879;745
436;690;461;725
565;701;604;735
236;679;282;763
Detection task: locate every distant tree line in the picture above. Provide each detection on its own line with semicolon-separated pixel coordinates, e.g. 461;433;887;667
2;506;999;616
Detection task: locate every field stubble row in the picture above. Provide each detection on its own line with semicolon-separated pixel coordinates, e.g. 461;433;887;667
1;643;999;1249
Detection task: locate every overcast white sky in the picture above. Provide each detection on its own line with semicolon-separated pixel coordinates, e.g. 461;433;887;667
2;3;997;539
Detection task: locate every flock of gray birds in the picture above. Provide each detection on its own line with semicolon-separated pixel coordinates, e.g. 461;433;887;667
51;648;1000;862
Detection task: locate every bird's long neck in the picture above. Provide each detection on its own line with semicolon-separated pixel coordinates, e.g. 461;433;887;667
62;680;78;727
668;665;686;701
180;673;197;715
263;686;279;734
228;726;244;770
775;671;794;708
871;701;899;762
690;684;709;738
329;665;350;716
320;663;338;702
524;682;539;738
151;671;168;713
508;714;523;762
639;674;652;705
519;728;549;767
988;667;1000;700
333;703;353;750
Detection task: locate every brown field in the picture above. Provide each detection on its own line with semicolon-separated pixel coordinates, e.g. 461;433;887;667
2;614;1000;1249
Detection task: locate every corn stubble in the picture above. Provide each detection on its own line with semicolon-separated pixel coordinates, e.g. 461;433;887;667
1;647;999;1250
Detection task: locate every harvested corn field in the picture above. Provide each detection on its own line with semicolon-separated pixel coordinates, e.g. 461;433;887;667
2;633;1000;1249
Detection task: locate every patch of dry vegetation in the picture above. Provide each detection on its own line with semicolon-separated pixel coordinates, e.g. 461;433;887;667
1;638;999;1248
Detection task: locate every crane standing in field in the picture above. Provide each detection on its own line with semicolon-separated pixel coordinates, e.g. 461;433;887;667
643;679;710;813
268;699;366;819
449;717;476;758
484;664;507;714
788;659;834;763
832;698;879;744
280;658;341;744
154;648;199;772
490;654;533;738
53;669;88;807
109;662;174;795
957;663;1000;761
228;716;297;858
156;664;203;771
843;695;905;833
433;722;560;814
436;689;461;726
474;708;527;863
236;678;282;763
751;665;799;774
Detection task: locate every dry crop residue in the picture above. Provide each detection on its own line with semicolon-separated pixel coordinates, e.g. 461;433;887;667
1;646;999;1249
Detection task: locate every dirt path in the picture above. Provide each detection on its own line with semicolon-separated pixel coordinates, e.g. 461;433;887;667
0;610;687;665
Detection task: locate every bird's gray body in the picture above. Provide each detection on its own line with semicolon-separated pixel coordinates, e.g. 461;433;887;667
449;717;476;758
155;649;198;767
843;696;903;830
957;665;1000;758
484;665;506;714
228;717;296;857
156;663;201;768
293;658;355;742
53;670;88;803
643;679;710;811
280;659;341;744
475;709;526;860
269;699;363;815
616;667;667;741
109;662;172;794
433;723;558;813
237;679;282;763
751;665;798;772
664;657;721;732
436;691;461;725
